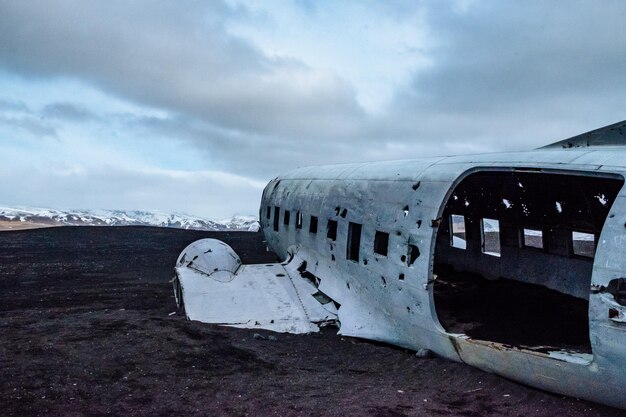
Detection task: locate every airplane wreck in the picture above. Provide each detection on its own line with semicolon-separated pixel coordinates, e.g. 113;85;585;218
172;121;626;409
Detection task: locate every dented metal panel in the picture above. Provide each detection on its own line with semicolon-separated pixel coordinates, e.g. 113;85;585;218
174;239;337;333
174;121;626;409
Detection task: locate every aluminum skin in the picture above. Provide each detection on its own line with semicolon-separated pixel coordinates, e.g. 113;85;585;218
175;121;626;409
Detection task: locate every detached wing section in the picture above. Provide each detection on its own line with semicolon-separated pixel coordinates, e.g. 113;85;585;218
172;239;337;334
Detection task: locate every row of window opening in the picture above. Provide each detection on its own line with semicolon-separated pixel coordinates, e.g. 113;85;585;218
268;206;414;264
270;206;336;239
450;214;595;258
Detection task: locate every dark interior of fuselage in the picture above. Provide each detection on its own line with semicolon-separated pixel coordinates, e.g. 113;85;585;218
433;170;623;354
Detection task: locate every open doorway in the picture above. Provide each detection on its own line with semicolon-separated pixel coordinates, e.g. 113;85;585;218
433;169;623;354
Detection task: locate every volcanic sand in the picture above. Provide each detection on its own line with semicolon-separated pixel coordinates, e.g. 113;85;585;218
1;227;624;417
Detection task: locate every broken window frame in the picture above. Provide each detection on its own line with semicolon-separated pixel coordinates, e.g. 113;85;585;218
346;222;362;262
273;207;280;232
327;219;338;241
522;227;544;250
480;218;501;257
373;231;389;256
309;216;318;234
296;211;303;229
571;230;596;258
449;214;467;250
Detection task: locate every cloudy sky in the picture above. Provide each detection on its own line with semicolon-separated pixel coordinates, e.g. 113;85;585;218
1;1;625;218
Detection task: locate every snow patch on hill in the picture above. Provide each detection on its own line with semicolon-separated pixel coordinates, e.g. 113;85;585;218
0;206;260;231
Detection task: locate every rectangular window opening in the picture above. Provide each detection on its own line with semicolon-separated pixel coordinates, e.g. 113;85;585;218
373;231;389;256
327;219;337;241
283;210;290;226
572;231;595;258
523;228;543;249
450;214;467;249
481;218;501;257
309;216;318;234
296;211;303;229
273;207;280;232
346;222;362;262
266;206;271;220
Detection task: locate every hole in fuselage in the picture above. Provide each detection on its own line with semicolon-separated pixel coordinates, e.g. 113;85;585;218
433;170;623;355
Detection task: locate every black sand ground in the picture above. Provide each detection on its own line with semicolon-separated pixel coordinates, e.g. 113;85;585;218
1;227;624;417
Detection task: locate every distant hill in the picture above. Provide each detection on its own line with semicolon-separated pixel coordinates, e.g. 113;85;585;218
0;206;260;232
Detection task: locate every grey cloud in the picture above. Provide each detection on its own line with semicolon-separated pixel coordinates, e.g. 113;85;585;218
0;115;56;138
1;0;625;190
387;1;626;150
0;0;365;142
0;98;57;137
104;113;264;176
41;102;97;122
418;2;626;110
0;99;29;113
124;113;369;178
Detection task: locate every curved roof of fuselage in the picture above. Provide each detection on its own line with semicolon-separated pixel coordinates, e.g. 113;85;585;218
276;147;626;182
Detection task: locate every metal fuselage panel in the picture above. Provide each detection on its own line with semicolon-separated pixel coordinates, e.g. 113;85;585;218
260;148;626;409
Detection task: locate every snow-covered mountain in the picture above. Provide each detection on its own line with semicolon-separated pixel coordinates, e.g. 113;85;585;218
0;206;260;231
